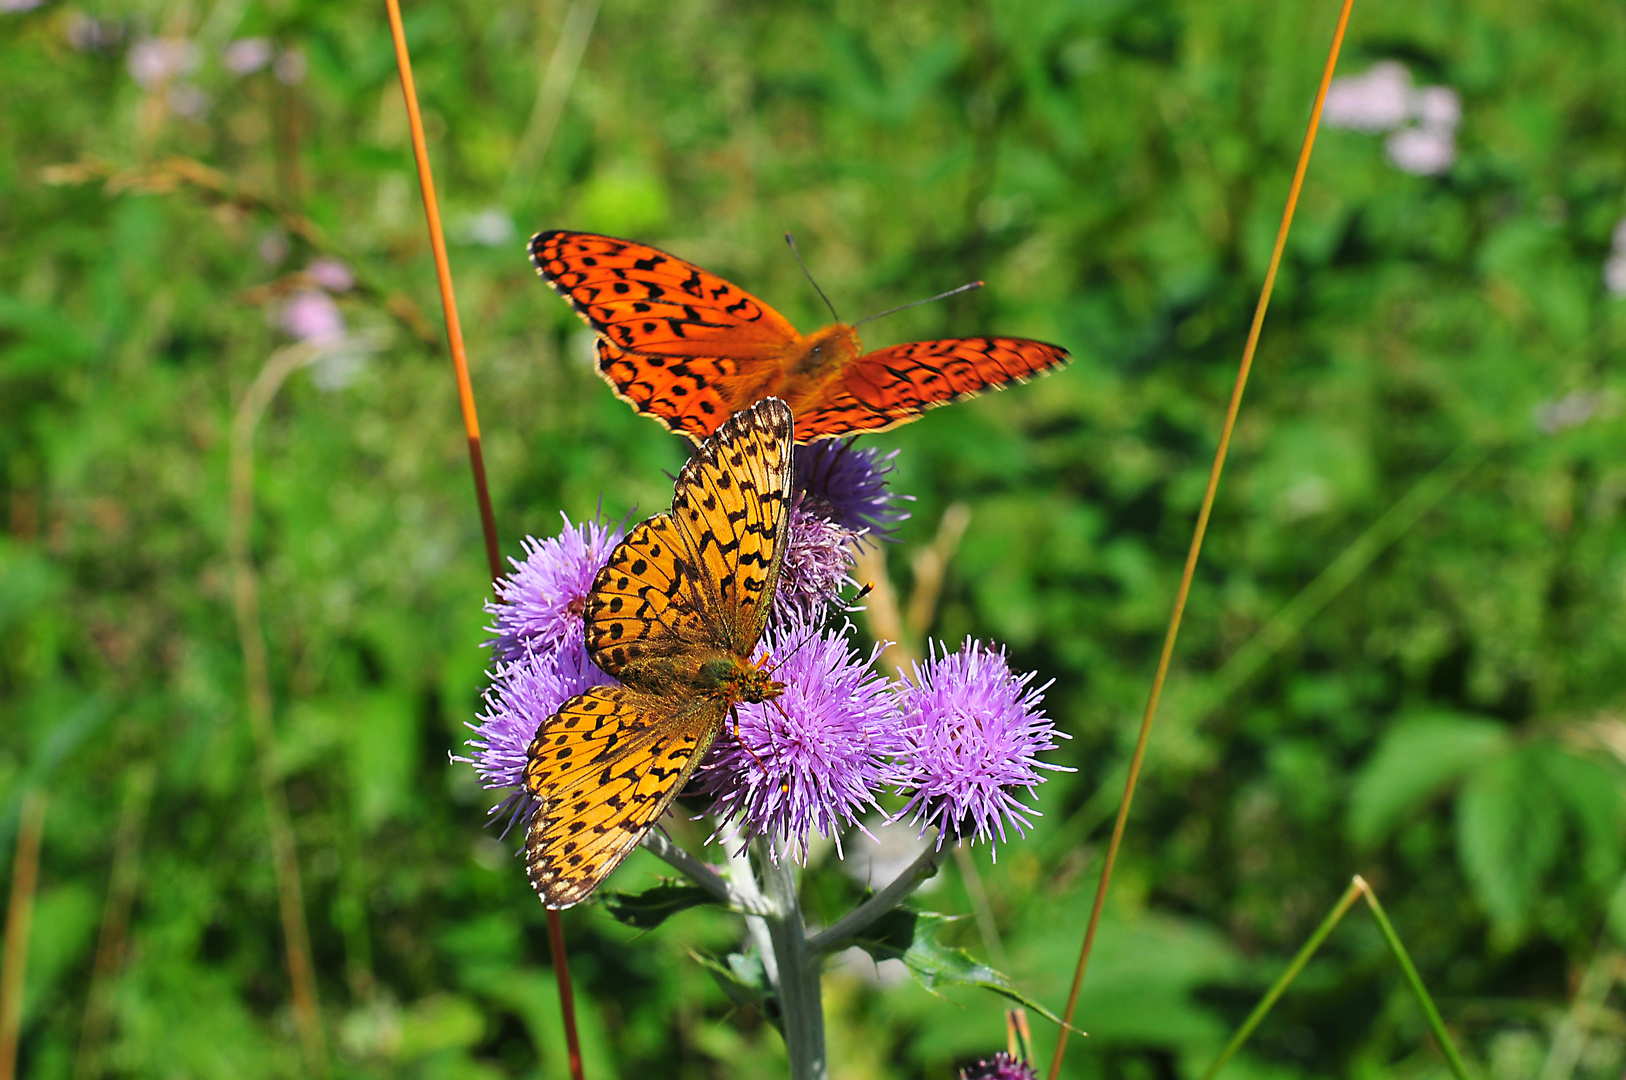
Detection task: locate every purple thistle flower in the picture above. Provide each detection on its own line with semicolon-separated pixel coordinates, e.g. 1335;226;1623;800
959;1053;1038;1080
487;513;623;665
793;439;911;541
894;639;1070;855
774;497;857;625
457;640;615;836
695;614;903;862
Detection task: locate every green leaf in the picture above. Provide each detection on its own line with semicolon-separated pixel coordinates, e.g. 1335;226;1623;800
1534;743;1626;892
601;882;717;930
1457;748;1563;941
1348;712;1510;848
847;908;1069;1027
690;949;775;1019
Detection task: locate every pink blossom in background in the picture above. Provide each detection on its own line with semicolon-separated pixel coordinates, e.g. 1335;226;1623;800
281;290;345;344
273;48;306;85
1386;126;1455;176
1323;61;1412;132
66;13;125;51
305;257;354;293
1412;85;1461;131
258;230;290;266
1;0;46;13
127;37;198;89
1326;59;1460;176
223;37;273;75
167;84;210;120
1534;392;1600;435
1606;219;1626;297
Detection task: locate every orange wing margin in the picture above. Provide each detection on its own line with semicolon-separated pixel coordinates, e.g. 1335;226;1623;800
530;230;800;359
794;336;1070;440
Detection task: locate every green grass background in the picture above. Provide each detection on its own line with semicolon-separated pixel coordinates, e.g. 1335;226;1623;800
3;0;1625;1077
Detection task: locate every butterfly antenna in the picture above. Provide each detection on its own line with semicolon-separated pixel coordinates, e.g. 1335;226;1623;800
784;232;841;324
852;280;984;328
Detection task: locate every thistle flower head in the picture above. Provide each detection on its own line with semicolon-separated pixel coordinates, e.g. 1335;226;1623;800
959;1053;1038;1080
793;439;911;541
894;639;1070;854
695;613;902;861
774;498;857;625
457;640;615;836
487;513;623;665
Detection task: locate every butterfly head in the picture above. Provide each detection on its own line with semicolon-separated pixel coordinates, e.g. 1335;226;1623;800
699;654;786;706
790;323;862;378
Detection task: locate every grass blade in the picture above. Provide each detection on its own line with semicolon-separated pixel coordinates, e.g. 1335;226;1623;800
1199;879;1363;1080
1048;1;1357;1072
1358;877;1473;1080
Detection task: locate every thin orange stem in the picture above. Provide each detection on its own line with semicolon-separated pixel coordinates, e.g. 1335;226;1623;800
1047;3;1355;1076
0;790;47;1080
382;4;584;1078
384;0;502;582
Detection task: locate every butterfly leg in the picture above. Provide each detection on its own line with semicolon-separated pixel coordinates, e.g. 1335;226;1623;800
729;702;771;777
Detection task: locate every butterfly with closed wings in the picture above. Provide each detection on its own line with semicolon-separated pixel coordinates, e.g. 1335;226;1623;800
522;397;794;908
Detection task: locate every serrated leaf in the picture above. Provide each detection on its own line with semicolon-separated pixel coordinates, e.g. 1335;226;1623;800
1457;748;1563;941
1348;711;1510;848
601;882;716;930
847;908;1070;1027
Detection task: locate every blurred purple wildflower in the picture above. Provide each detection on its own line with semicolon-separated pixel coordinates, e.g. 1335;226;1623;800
894;639;1070;854
167;84;210;120
306;257;355;292
1606;218;1626;298
273;47;306;85
1385;125;1455;176
1;0;45;13
959;1053;1038;1080
223;37;273;75
281;289;345;344
459;641;615;836
487;513;624;665
793;439;910;541
1323;61;1412;132
775;499;857;625
259;229;291;266
66;13;125;51
695;614;902;862
127;37;198;89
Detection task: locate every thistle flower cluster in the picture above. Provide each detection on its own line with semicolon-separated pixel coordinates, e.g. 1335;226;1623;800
460;440;1068;869
958;1053;1038;1080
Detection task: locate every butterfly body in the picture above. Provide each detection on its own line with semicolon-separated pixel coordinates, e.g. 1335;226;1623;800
531;230;1069;443
522;399;795;908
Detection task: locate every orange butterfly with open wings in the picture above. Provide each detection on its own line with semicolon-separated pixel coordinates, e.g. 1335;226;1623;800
530;230;1070;444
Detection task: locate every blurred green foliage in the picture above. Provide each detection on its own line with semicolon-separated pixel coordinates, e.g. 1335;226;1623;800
2;0;1625;1077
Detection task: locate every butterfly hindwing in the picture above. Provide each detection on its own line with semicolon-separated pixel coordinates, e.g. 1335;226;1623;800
795;336;1070;440
523;685;726;908
595;339;748;443
531;231;799;359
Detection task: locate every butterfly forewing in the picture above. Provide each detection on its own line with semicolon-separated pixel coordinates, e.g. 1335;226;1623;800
524;686;726;908
585;515;712;677
669;399;794;652
796;336;1070;440
531;231;799;358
